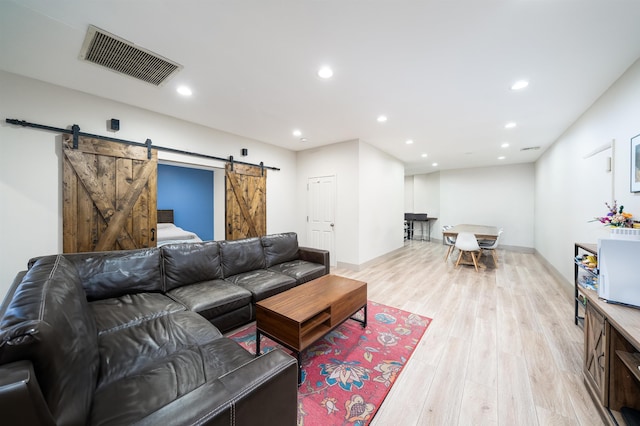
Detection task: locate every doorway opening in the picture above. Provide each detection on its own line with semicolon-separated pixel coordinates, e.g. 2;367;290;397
307;175;337;267
158;161;225;241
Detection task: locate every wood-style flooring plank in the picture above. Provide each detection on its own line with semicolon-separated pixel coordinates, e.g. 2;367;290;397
496;351;538;425
459;380;499;426
371;358;436;425
328;240;601;426
417;336;470;425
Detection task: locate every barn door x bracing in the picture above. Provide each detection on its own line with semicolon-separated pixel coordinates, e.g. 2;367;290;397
225;163;266;240
63;135;157;253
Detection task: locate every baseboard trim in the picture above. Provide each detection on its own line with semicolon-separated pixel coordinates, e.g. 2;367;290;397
500;244;534;253
336;246;406;272
533;248;573;292
428;238;533;253
336;241;537;271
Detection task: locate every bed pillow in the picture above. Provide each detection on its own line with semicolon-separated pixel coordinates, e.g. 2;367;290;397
157;223;198;242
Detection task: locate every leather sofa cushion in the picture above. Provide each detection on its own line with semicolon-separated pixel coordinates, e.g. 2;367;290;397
261;232;299;268
268;260;326;284
219;237;265;278
60;248;162;301
162;242;224;291
226;270;297;302
130;349;298;426
0;255;98;426
90;293;186;335
90;312;253;425
95;311;223;390
167;280;252;321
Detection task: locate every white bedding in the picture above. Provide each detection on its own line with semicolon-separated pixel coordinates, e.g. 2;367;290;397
157;223;203;246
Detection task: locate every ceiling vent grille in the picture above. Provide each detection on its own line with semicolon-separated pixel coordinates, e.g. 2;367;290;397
79;25;182;86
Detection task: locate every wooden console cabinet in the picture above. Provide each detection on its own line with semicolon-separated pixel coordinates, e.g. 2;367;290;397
583;289;640;425
584;300;607;405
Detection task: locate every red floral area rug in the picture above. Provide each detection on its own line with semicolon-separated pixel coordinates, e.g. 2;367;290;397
228;301;431;426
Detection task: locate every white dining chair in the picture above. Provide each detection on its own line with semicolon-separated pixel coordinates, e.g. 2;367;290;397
479;228;503;268
442;225;456;262
454;232;481;272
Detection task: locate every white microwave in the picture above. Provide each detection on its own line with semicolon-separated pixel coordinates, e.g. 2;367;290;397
597;239;640;308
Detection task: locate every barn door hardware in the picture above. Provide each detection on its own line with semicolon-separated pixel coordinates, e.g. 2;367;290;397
72;124;80;149
5;118;280;171
145;138;152;160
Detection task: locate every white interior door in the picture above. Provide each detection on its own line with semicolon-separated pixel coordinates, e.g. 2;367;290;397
307;175;336;267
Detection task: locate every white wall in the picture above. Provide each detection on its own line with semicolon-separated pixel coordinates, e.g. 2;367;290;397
296;139;404;266
411;172;441;239
404;176;414;213
0;71;298;301
408;164;535;248
358;141;405;263
296;140;360;264
536;58;640;284
440;164;535;248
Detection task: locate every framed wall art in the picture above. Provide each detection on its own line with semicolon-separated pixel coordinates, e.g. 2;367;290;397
632;133;640;192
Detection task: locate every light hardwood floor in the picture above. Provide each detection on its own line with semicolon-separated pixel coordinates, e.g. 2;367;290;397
329;240;604;426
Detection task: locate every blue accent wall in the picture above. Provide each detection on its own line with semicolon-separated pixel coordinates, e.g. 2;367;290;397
157;164;214;240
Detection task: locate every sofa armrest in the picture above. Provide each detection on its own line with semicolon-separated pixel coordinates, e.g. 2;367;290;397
0;361;55;426
298;246;330;275
134;349;298;426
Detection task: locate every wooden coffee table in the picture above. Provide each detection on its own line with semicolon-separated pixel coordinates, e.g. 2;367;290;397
255;274;367;384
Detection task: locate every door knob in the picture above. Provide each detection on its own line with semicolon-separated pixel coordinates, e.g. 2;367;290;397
330;223;334;227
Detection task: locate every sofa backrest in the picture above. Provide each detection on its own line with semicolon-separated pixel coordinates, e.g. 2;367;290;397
219;237;265;277
161;242;224;291
0;255;99;425
60;248;162;301
261;233;300;267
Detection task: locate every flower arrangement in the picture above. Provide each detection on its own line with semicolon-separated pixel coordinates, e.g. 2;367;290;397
593;200;634;227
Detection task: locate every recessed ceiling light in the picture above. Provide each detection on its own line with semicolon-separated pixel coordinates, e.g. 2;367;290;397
501;143;509;148
432;162;438;167
176;85;192;96
406;139;414;145
511;80;529;90
498;156;506;160
377;115;387;123
317;66;333;79
505;122;517;129
300;138;308;142
293;129;302;137
421;153;428;158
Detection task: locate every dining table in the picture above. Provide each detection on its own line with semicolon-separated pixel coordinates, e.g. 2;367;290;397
442;224;499;242
443;224;500;269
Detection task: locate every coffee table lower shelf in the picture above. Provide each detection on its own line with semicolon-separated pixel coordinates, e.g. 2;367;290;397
256;304;367;385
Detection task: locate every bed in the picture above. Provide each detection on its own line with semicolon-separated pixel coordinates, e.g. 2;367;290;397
157;209;203;246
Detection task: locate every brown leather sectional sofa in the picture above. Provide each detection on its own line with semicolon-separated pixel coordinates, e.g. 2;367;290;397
0;232;329;426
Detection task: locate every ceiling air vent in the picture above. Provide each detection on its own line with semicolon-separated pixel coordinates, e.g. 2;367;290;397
520;146;541;151
79;25;182;86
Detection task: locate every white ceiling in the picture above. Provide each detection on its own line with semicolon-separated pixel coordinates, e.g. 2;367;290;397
2;1;640;175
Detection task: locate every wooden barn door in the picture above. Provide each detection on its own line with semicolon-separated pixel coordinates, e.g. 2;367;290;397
63;134;157;253
225;163;266;240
